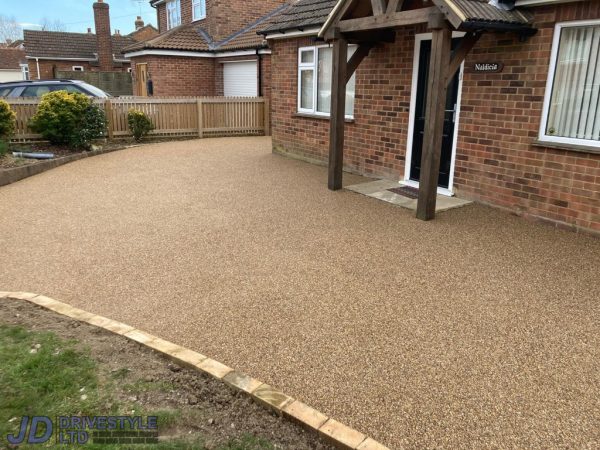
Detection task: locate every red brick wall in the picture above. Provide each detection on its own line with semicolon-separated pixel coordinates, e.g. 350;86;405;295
206;0;286;41
29;60;130;80
157;4;167;33
270;3;600;234
130;55;216;96
93;1;114;71
156;0;286;40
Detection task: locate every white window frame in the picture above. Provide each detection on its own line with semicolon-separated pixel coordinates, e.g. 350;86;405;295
192;0;206;21
166;0;181;30
20;64;29;80
539;19;600;148
297;44;356;119
72;66;85;71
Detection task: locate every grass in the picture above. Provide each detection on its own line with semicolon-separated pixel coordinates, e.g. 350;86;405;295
0;324;274;449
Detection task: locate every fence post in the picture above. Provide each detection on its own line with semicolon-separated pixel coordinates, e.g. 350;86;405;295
105;100;114;140
197;99;204;138
264;98;270;137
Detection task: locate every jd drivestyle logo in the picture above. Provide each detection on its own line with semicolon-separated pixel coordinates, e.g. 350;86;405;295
7;415;159;445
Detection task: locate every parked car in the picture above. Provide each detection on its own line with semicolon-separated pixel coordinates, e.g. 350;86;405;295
0;80;110;98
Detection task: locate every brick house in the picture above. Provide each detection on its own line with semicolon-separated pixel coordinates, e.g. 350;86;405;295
24;0;157;80
0;48;28;82
260;0;600;235
122;0;289;97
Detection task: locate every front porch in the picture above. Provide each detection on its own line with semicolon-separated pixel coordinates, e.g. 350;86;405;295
346;178;472;212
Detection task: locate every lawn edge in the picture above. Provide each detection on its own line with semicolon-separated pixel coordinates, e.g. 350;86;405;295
0;291;390;450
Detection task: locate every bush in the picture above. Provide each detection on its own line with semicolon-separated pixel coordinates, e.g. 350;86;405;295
0;100;16;140
127;109;154;142
0;140;8;158
70;104;107;149
29;91;106;149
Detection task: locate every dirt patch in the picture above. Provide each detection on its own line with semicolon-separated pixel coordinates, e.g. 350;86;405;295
0;142;127;170
0;298;332;449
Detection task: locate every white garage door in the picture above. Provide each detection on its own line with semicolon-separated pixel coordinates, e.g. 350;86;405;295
223;61;258;97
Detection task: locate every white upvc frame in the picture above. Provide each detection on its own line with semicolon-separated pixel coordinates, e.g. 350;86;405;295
538;19;600;148
20;63;29;80
192;0;206;21
296;44;356;119
403;32;465;196
166;0;181;30
72;65;85;71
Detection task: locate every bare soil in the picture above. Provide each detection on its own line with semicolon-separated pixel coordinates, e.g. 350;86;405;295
0;298;331;450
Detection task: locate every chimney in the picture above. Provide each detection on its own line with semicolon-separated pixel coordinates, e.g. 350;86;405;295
135;16;144;30
93;0;113;71
87;27;92;34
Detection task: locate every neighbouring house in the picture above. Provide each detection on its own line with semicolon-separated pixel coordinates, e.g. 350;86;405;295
0;48;28;82
23;0;157;91
121;0;289;97
260;0;600;235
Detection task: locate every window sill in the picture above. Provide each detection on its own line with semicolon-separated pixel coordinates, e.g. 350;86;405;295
532;140;600;155
294;112;355;123
192;17;206;22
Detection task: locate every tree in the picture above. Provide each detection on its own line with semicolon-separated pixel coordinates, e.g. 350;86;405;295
39;17;66;32
0;15;23;43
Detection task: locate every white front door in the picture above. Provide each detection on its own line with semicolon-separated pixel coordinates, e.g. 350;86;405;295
223;61;258;97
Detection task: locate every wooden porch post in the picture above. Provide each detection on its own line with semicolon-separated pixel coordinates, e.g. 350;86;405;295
328;34;348;191
416;14;452;220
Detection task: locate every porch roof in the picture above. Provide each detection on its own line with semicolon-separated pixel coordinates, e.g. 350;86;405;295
260;0;534;36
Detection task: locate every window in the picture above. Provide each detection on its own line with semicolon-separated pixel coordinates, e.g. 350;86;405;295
298;45;357;118
193;0;206;21
166;0;181;30
55;85;87;94
22;85;52;97
540;20;600;147
72;66;84;72
20;64;29;80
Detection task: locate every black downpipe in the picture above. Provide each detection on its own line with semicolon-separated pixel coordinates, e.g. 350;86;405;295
257;49;262;97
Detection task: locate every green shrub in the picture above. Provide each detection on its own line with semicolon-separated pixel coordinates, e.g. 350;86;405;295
0;100;16;140
70;104;107;149
29;91;106;149
127;109;154;142
0;140;8;158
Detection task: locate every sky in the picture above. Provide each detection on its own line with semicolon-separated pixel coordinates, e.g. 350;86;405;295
5;0;157;36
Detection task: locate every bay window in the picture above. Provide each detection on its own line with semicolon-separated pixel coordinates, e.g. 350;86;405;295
193;0;206;21
540;20;600;147
298;45;357;118
166;0;181;30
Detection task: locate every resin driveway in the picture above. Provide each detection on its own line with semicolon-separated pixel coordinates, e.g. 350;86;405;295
1;137;600;448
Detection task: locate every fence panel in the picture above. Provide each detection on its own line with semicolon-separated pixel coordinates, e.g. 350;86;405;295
6;96;268;142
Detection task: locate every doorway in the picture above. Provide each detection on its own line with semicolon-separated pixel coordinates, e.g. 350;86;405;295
404;33;464;193
136;63;148;97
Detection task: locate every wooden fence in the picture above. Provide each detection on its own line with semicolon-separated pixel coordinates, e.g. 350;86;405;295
7;97;270;142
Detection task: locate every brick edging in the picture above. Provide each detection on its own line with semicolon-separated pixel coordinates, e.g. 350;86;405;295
0;145;136;188
0;292;389;450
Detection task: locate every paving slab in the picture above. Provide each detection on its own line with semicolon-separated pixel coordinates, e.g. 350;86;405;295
346;179;472;212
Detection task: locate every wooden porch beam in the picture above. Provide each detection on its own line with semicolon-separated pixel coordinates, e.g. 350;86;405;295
328;35;349;191
346;43;374;83
416;14;452;221
371;0;387;16
446;31;482;87
338;6;437;33
386;0;403;14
